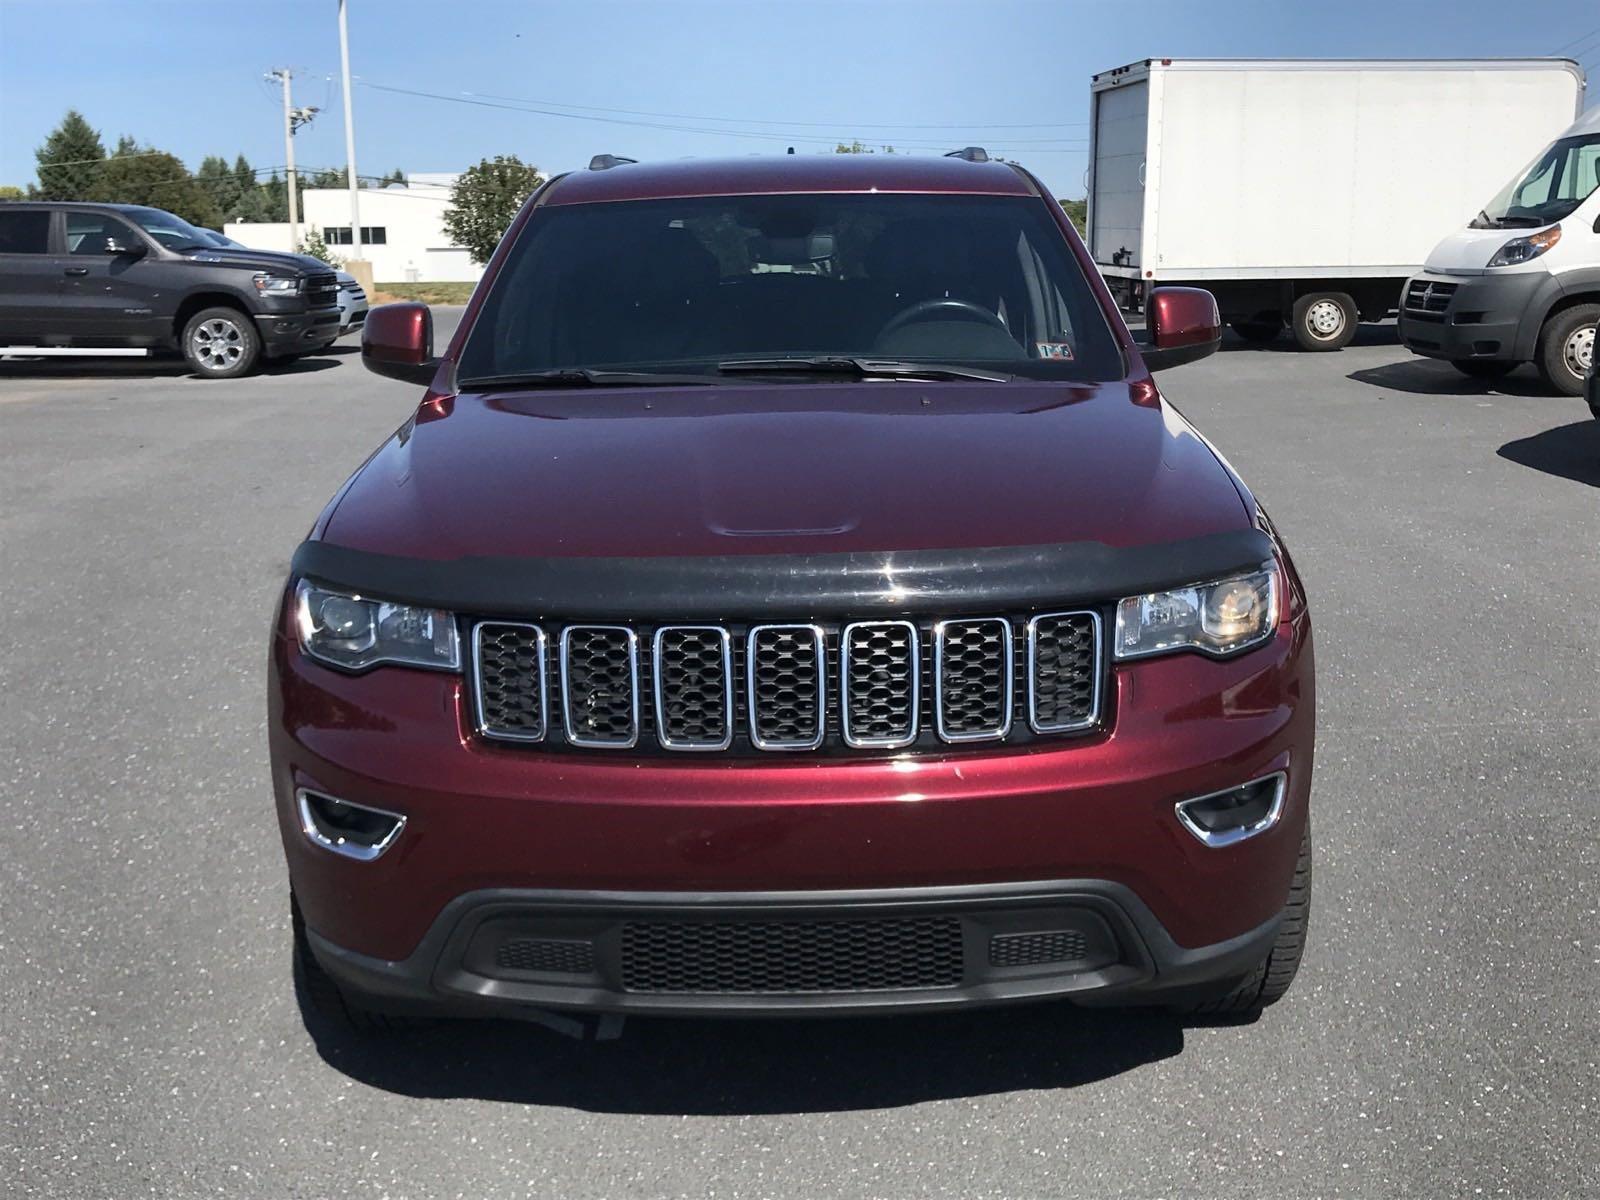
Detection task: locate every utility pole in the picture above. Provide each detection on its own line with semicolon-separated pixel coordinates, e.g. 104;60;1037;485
337;0;371;290
266;68;318;249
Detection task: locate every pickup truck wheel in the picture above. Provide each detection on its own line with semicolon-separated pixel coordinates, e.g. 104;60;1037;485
182;307;260;378
1290;292;1357;351
1535;305;1599;396
1451;360;1517;380
291;894;419;1035
1230;319;1282;344
1181;825;1312;1018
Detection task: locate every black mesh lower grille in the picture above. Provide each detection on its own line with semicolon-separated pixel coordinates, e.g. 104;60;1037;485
748;625;824;748
989;930;1089;967
620;917;964;993
494;938;596;974
1028;613;1099;731
474;623;545;739
561;626;637;746
936;618;1011;739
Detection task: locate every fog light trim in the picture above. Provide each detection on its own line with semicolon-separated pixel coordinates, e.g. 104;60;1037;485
296;788;406;862
1174;772;1287;849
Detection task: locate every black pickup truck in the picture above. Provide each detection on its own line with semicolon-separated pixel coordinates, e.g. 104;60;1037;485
0;201;340;377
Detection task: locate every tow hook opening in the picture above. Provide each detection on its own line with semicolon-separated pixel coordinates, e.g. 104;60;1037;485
1174;773;1286;848
297;789;406;861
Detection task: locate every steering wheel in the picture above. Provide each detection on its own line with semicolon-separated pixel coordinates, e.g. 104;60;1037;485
876;297;1011;341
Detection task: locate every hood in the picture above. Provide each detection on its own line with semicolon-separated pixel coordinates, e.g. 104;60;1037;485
319;381;1251;561
1423;225;1548;276
182;246;334;276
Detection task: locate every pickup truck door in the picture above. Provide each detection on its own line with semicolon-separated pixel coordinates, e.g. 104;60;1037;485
0;208;66;342
59;212;166;345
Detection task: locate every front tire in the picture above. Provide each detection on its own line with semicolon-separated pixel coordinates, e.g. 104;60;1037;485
1535;304;1599;397
1290;292;1357;351
182;306;260;378
1183;825;1312;1017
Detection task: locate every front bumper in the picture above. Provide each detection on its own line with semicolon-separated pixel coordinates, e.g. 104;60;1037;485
1398;269;1544;363
270;591;1314;1015
255;307;341;354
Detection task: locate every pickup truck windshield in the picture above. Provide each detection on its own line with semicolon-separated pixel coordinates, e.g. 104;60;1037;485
1473;134;1600;229
459;194;1123;384
124;206;211;251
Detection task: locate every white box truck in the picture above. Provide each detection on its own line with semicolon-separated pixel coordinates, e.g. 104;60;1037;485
1087;58;1585;350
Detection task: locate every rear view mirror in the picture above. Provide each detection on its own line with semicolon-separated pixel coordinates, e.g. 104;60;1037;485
1143;287;1222;372
362;302;437;385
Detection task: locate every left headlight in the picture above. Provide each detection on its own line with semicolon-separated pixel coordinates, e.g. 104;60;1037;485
1114;566;1279;660
1486;225;1561;268
294;580;460;672
254;272;302;294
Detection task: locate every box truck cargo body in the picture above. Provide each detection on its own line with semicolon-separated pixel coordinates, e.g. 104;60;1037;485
1088;58;1585;350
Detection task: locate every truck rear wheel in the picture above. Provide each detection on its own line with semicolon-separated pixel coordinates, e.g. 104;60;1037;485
1290;292;1357;352
1230;319;1282;344
1535;304;1599;396
182;306;260;379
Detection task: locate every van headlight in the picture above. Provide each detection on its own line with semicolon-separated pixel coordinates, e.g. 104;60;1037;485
294;580;460;671
1486;226;1561;268
1114;567;1279;660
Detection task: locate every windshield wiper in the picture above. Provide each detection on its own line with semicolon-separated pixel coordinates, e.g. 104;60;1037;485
459;368;720;390
717;356;1012;383
1494;214;1547;228
1471;210;1501;229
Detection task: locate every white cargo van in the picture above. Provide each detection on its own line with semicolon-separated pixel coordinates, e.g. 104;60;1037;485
1401;105;1600;395
1088;58;1584;350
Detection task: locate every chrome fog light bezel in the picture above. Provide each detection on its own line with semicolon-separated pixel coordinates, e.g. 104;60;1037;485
296;788;407;862
1174;772;1287;849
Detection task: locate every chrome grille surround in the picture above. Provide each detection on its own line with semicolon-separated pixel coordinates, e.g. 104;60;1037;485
1025;611;1103;734
840;619;920;749
932;617;1014;743
558;625;640;748
746;623;827;751
471;621;547;741
651;625;734;751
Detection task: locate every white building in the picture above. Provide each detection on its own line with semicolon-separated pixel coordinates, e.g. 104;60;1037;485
225;173;481;283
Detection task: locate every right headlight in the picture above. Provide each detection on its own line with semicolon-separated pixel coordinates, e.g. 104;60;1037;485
1113;566;1279;660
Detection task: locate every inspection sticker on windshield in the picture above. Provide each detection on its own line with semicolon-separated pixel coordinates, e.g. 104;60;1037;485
1035;342;1074;360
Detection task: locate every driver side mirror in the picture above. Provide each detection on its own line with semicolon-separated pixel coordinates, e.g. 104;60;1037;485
1143;287;1221;372
362;302;438;385
103;236;145;257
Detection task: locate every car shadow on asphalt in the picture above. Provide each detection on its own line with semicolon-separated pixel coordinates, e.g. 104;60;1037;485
1498;419;1600;487
0;354;341;380
300;1000;1202;1113
1346;358;1553;397
1216;323;1402;353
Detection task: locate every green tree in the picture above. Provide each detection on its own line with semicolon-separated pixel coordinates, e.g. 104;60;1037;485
31;110;105;199
0;185;24;200
374;167;407;188
92;139;220;228
305;166;350;189
196;155;242;223
259;172;289;222
297;226;342;267
833;140;896;154
1060;198;1087;235
442;155;545;264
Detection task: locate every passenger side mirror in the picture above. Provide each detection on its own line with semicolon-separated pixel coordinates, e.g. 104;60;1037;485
103;236;144;257
1143;287;1221;372
362;302;438;385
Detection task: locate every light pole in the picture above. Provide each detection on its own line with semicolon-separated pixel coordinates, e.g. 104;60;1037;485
267;68;317;249
337;0;372;290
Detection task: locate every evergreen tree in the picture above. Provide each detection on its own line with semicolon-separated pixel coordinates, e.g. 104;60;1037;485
196;155;241;223
31;110;106;199
92;139;220;229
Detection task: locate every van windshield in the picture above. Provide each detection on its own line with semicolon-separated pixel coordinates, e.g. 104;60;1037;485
458;194;1123;385
1473;134;1600;229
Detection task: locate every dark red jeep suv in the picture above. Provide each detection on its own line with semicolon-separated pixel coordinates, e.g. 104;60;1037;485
270;150;1314;1029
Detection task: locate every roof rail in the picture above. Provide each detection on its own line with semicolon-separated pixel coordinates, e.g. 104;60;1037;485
944;146;990;163
588;154;638;171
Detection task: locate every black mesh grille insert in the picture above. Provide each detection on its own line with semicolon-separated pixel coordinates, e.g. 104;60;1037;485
936;618;1011;739
561;626;637;746
473;623;545;739
494;938;596;974
989;930;1089;967
654;626;732;748
842;621;918;746
748;625;824;748
1028;613;1099;732
620;917;964;993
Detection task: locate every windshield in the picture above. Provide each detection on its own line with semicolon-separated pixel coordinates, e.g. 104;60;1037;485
1473;134;1600;228
458;193;1123;385
124;206;211;251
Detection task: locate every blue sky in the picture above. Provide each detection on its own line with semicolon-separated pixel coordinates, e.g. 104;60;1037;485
2;0;1597;201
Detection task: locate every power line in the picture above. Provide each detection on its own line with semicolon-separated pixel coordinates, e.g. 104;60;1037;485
1552;26;1600;54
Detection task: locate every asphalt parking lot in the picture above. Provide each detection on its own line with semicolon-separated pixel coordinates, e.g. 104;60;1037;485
3;313;1597;1199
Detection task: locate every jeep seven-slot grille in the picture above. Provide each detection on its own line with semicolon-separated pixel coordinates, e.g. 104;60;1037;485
471;612;1102;754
